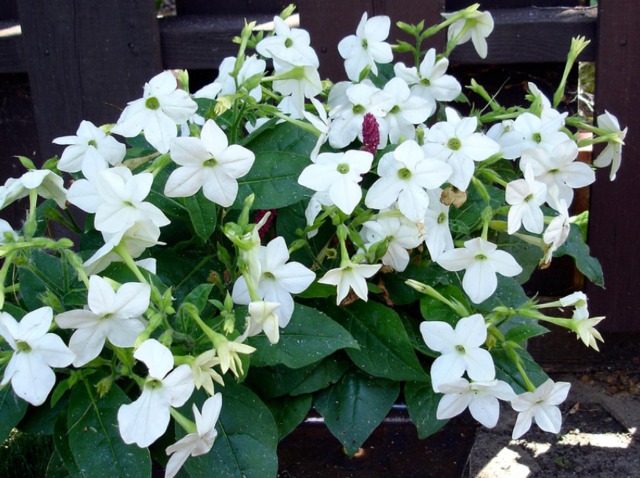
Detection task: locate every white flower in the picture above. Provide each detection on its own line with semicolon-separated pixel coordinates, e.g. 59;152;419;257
215;337;256;377
112;71;198;153
338;13;393;81
541;200;571;265
437;237;522;304
375;77;432;144
520;141;594;211
423;108;500;191
318;261;382;305
505;164;547;234
420;314;495;392
443;9;494;59
55;276;150;367
165;394;222;478
423;188;454;261
511;378;571;439
53;120;126;173
304;97;331;161
191;350;224;396
498;110;569;160
69;166;170;234
437;378;516;428
298;150;373;215
117;339;194;447
256;16;318;67
271;56;323;119
195;56;266;103
243;301;281;344
0;170;67;210
365;140;452;222
593;110;627;180
559;291;589;321
0;219;18;244
361;213;422;272
232;236;315;327
394;48;461;116
165;119;255;207
0;307;75;406
304;191;333;238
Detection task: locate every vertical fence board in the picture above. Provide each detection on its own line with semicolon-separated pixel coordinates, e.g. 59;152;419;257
17;0;162;159
587;0;640;332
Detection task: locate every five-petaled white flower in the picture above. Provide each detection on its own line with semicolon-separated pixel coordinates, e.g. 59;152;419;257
191;350;224;396
117;339;194;447
256;16;319;67
541;200;571;266
53;120;126;173
244;301;281;344
165;119;255;207
437;378;516;428
298;150;373;215
443;9;494;59
366;140;451;222
420;314;495;392
505;164;547;234
0;307;75;406
112;71;197;153
437;237;522;304
593;110;627;180
511;378;571;439
0;170;67;211
195;56;266;103
319;261;382;305
55;276;150;367
361;213;423;272
338;13;393;82
165;394;222;478
232;236;315;327
423;188;454;261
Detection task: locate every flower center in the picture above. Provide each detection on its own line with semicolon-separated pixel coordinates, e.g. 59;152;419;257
101;313;114;321
420;77;431;86
353;104;365;115
397;167;412;180
524;193;534;202
455;344;466;353
337;163;350;174
437;212;447;224
361;39;368;50
285;37;293;48
448;138;461;151
389;105;400;114
204;157;218;168
532;132;542;143
145;378;163;390
475;254;488;261
88;139;98;147
16;340;31;353
145;97;160;110
263;271;276;280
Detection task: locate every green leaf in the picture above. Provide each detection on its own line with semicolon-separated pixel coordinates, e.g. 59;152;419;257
183;190;218;242
186;381;278;478
323;301;428;382
18;250;68;310
476;276;529;313
557;224;604;287
492;347;549;394
504;324;550;343
236;122;316;210
265;394;312;439
289;355;350;396
246;304;357;368
397;310;433;358
380;259;450;306
0;386;28;443
404;380;448;439
419;284;469;327
314;368;400;456
52;413;83;477
66;381;151;478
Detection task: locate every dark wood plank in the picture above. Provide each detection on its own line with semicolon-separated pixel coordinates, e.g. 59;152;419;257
0;0;18;21
176;0;293;15
586;0;640;332
0;21;23;73
446;0;581;8
17;0;162;159
449;7;596;65
159;13;276;70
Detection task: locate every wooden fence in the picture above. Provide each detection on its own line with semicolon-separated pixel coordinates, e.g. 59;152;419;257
0;0;637;332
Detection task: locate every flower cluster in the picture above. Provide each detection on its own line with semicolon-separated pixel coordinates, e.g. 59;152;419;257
0;5;624;477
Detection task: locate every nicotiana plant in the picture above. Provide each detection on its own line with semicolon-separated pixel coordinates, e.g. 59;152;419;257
0;4;626;477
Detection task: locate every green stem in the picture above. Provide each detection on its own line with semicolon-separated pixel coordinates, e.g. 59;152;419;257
0;251;17;309
170;408;197;435
114;243;148;285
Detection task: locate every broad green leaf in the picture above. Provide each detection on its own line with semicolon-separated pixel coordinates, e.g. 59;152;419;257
52;413;84;477
323;301;428;382
46;449;72;478
314;368;400;456
492;347;549;394
404;380;448;439
504;324;550;344
246;304;357;368
0;387;28;443
265;394;312;439
18;250;68;310
186;382;278;478
183;190;218;242
19;395;68;436
557;224;604;287
67;381;151;478
246;355;349;399
236;122;316;210
499;233;544;284
379;259;450;306
419;284;469;326
397;310;433;358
